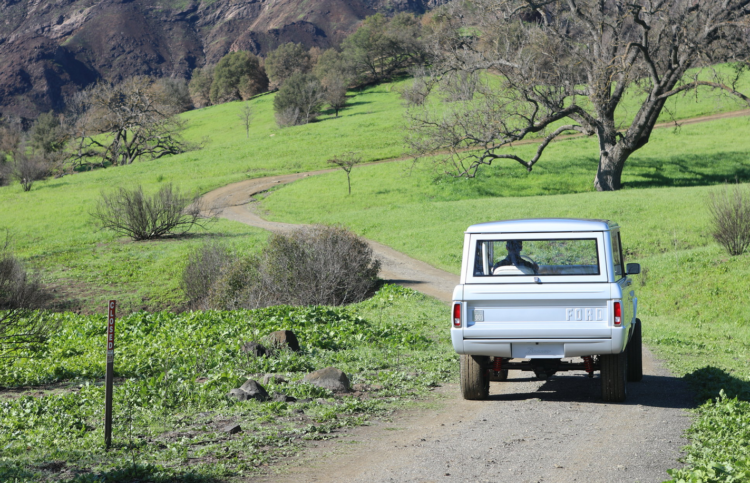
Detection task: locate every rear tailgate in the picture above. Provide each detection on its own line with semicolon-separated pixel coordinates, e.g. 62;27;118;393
463;283;612;339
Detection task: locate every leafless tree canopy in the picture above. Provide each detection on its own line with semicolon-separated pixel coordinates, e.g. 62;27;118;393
328;152;364;195
709;183;750;256
91;183;214;241
68;77;192;168
408;0;750;191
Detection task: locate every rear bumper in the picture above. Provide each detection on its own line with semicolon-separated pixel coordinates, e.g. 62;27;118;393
451;327;627;358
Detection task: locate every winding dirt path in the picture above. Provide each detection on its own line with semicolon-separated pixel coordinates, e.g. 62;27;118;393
202;172;459;302
198;109;747;482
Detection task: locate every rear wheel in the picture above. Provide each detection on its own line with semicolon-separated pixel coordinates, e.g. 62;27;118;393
600;351;627;402
460;354;489;400
627;319;643;382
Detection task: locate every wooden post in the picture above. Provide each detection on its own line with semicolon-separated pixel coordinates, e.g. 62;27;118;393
105;300;116;450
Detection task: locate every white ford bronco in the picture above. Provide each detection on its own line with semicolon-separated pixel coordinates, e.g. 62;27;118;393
451;219;642;402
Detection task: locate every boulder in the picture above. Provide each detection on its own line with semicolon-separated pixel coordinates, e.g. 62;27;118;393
267;330;300;352
303;367;350;393
241;341;266;357
227;379;269;402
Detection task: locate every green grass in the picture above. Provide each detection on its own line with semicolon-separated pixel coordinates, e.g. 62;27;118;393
0;285;457;482
0;82;412;312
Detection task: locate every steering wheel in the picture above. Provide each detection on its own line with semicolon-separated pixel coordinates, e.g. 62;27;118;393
521;255;539;273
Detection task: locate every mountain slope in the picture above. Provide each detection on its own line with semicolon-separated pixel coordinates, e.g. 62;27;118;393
0;0;431;118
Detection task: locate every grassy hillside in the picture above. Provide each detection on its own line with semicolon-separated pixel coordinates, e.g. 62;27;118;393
1;69;749;311
0;82;411;311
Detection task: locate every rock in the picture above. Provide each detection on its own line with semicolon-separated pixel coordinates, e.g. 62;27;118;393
228;388;252;401
240;379;270;401
267;330;300;352
228;379;269;402
352;383;368;392
272;393;297;403
222;423;242;435
304;367;350;392
241;341;266;357
263;373;287;385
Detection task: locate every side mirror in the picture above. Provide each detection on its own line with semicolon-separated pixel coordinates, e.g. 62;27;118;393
626;263;641;275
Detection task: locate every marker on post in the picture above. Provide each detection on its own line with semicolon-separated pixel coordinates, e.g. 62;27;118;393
105;300;116;450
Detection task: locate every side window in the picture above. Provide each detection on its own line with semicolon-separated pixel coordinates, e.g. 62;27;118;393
611;231;625;279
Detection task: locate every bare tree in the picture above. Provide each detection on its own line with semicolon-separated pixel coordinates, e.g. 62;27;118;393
91;184;214;240
323;77;349;117
68;77;192;168
238;102;254;139
328;152;364;195
409;0;750;191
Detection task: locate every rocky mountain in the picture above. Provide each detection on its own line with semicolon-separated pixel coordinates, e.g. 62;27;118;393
0;0;432;118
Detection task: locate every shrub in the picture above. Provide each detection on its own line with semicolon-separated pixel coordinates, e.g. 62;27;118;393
12;150;48;192
188;66;214;108
265;42;312;86
181;241;235;309
209;51;269;104
91;184;213;241
274;106;301;128
152;77;194;113
209;225;380;309
273;73;325;126
709;184;750;256
0;240;52;356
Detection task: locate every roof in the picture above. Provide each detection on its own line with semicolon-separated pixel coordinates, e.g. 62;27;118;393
465;218;617;234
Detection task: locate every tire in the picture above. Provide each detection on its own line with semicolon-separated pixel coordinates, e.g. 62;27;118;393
627;318;643;382
460;354;489;400
600;351;627;402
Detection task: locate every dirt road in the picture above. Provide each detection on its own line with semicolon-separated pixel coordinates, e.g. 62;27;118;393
203;173;695;482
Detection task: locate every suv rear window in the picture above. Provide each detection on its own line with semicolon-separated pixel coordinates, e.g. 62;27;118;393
473;239;600;277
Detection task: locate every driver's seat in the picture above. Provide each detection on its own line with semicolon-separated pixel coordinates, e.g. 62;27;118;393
493;265;535;275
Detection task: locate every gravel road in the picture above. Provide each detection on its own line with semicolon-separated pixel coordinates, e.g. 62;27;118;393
203;175;695;483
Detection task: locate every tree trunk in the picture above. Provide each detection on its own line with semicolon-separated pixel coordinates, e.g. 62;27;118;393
594;132;631;191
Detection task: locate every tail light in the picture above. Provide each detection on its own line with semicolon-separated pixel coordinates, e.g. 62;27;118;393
453;303;461;328
614;302;622;326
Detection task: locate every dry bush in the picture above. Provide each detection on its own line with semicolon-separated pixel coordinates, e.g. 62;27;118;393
275;106;301;127
91;183;214;241
12;150;49;192
208;225;380;309
181;241;235;309
400;66;434;107
0;238;53;356
709;184;750;256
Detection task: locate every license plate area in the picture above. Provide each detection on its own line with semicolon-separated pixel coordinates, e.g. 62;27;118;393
511;343;564;359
